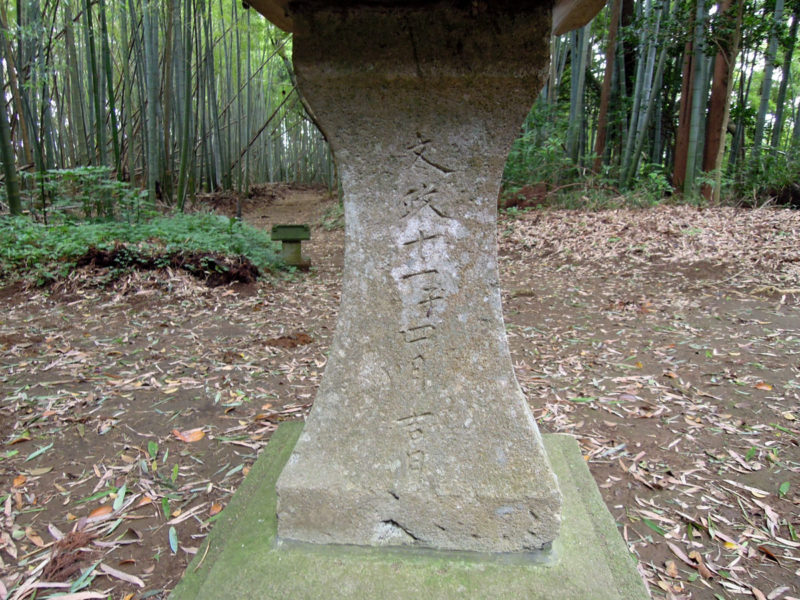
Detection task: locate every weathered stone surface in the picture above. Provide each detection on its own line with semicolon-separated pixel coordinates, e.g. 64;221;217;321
552;0;608;34
275;4;562;553
247;0;608;36
170;423;652;600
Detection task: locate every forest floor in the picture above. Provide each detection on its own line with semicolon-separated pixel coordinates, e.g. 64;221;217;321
1;184;799;600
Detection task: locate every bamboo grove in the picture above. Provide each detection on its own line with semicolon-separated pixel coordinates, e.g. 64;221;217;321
0;0;798;215
510;0;798;204
0;0;334;217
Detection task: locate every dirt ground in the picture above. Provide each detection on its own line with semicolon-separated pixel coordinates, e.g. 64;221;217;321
1;184;799;600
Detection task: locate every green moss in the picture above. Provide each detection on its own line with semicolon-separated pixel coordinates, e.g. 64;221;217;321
171;424;649;600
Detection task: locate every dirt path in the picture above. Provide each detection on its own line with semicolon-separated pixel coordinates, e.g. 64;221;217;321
195;182;343;273
1;186;798;600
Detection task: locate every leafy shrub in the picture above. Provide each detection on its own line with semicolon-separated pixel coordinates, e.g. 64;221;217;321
737;153;800;208
20;167;150;223
503;102;573;189
320;200;344;231
0;212;280;285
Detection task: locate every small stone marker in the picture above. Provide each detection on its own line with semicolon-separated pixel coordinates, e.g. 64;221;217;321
271;224;310;268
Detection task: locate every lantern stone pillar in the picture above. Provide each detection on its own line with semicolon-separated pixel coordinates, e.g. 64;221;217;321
169;3;652;599
275;3;561;554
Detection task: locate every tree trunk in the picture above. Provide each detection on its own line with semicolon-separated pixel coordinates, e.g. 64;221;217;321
63;6;90;166
770;7;798;153
750;0;785;171
204;0;224;190
620;0;660;186
683;0;707;194
727;47;755;175
792;98;800;157
635;0;662;140
701;0;743;202
18;0;48;175
99;0;122;177
0;57;21;215
566;25;589;165
121;0;137;182
621;0;636;97
0;4;34;167
84;0;107;165
245;9;253;191
622;38;670;188
162;0;175;202
672;19;695;189
593;0;621;173
176;0;193;211
143;0;161;203
218;0;233;190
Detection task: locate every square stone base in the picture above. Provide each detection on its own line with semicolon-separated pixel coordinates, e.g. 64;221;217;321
169;422;650;600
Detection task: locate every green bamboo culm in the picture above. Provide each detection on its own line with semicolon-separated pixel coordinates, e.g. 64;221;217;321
143;0;161;206
99;0;122;180
83;0;107;167
0;52;21;215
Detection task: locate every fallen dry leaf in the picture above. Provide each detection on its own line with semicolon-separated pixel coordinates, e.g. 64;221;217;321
172;428;206;443
99;562;145;587
665;559;679;578
757;545;781;564
44;593;107;599
7;434;31;445
1;531;18;559
2;195;800;600
135;497;153;508
25;527;45;548
667;542;694;567
751;586;767;600
688;550;714;579
88;505;113;519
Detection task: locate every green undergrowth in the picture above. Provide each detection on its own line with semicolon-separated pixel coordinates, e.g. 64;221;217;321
320;199;344;231
0;212;280;286
499;174;730;215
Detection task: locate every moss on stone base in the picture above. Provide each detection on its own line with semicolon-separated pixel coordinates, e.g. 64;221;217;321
170;422;649;600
